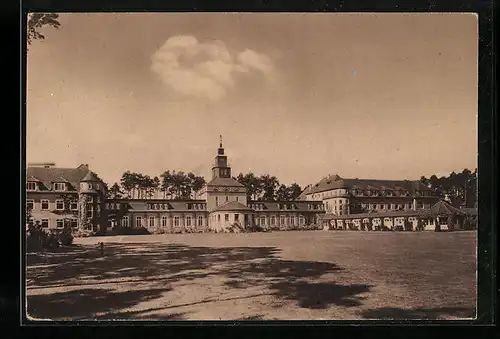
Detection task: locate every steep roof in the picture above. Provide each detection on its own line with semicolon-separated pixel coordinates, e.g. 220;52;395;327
81;171;100;182
206;177;245;187
26;165;96;191
421;200;465;217
248;200;325;213
323;209;427;220
297;184;313;200
108;199;208;212
213;201;253;212
307;174;430;195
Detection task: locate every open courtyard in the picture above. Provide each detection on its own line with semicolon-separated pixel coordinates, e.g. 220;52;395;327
26;230;477;321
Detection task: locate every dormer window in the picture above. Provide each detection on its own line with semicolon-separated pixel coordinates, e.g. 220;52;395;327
54;182;66;191
88;183;93;190
27;182;37;191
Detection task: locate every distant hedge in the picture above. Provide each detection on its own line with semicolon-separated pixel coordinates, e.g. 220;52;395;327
108;226;151;236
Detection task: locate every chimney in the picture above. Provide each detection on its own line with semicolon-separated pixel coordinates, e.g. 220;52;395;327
28;162;56;168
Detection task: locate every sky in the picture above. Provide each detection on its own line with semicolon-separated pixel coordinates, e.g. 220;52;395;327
26;13;478;188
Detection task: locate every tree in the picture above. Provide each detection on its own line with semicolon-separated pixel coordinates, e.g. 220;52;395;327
275;184;290;201
27;13;61;46
288;183;302;200
259;174;280;201
236;172;262;200
275;183;303;201
187;172;206;199
107;183;123;199
425;168;477;208
160;170;205;200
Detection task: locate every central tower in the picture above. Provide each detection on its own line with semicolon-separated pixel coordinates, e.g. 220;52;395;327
212;135;231;179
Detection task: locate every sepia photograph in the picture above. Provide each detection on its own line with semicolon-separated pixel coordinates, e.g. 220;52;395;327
25;12;478;321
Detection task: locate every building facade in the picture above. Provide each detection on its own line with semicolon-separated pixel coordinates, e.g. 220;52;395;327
299;174;440;216
26;163;107;233
26;139;326;233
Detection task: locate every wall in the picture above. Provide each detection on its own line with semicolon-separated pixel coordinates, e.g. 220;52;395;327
208;211;249;232
206;190;247;211
124;211;208;233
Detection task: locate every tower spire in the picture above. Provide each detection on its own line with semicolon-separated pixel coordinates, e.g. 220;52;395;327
220;135;223;148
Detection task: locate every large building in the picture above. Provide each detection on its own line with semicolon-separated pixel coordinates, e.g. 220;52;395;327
299;174;440;215
26;139;326;234
26;163;107;232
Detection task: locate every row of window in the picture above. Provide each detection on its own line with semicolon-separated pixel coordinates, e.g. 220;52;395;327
255;215;308;226
27;199;79;211
325;202;429;213
126;215;205;228
207;214;315;226
143;203;207;210
312;189;433;200
27;182;100;191
30;218;78;228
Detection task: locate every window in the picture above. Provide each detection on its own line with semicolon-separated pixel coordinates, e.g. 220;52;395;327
161;216;168;227
280;215;285;225
217;215;220;222
26;199;34;210
136;216;143;227
122;216;129;227
234;214;239;221
174;216;180;226
225;214;229;222
236;197;239;202
260;216;266;226
96;184;100;190
299;216;305;225
186;215;192;226
197;216;203;226
70;219;78;228
27;182;37;191
148;216;155;227
215;197;219;206
225;196;229;202
41;219;49;228
54;183;66;191
56;200;64;210
41;200;49;210
291;216;296;226
286;216;291;225
270;216;276;225
88;183;93;189
56;219;64;228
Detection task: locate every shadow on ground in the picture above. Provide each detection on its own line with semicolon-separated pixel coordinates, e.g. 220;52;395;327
26;242;372;320
27;287;169;320
359;306;476;319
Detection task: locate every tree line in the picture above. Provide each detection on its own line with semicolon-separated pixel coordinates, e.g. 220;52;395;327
235;173;302;201
420;168;477;208
104;168;477;207
106;171;303;201
107;170;206;200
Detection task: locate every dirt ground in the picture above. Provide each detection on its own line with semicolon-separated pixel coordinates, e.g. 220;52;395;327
26;230;477;321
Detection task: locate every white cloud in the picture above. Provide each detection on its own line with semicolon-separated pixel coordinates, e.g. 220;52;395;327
151;35;276;100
